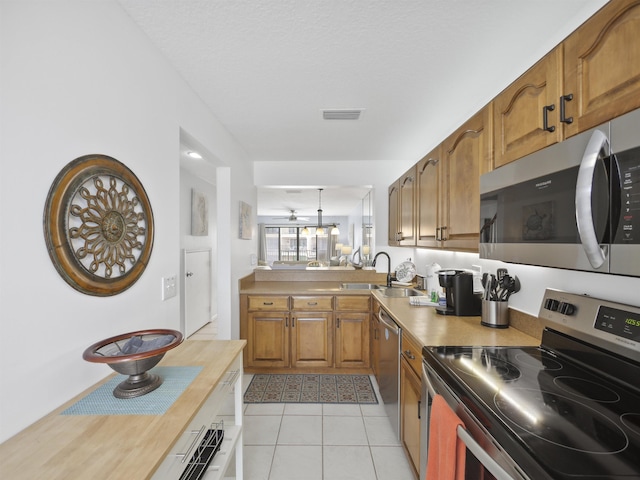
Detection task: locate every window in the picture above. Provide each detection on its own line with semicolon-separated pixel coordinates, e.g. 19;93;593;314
261;226;335;265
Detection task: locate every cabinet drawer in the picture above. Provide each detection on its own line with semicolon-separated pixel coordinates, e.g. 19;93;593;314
291;295;333;310
248;295;289;311
401;331;423;377
335;295;370;311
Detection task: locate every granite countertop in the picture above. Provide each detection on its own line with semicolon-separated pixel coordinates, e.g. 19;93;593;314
0;339;246;480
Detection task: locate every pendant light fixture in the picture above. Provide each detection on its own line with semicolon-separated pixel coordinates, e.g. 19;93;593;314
300;188;338;236
316;188;325;235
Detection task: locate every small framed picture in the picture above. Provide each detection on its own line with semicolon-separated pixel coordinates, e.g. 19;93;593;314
239;201;252;239
191;189;209;236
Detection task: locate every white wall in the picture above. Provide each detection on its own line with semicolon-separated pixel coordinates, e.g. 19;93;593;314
412;249;640;318
0;1;254;442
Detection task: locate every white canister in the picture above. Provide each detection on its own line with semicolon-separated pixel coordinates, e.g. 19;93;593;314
425;262;442;296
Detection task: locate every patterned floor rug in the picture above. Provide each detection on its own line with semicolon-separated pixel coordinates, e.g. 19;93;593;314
244;374;378;404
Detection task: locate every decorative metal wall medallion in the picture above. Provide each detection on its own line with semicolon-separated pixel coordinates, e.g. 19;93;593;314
44;155;154;296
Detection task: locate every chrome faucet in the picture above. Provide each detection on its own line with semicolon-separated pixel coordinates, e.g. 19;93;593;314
372;251;393;287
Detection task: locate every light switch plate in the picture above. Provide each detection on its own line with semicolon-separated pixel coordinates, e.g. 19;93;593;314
162;275;177;300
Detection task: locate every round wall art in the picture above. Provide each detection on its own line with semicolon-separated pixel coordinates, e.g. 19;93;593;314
43;154;154;296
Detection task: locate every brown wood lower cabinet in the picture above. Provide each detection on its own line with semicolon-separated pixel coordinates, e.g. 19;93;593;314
335;295;370;369
247;310;289;368
401;356;421;478
335;312;369;368
290;311;333;368
241;293;370;371
400;331;423;478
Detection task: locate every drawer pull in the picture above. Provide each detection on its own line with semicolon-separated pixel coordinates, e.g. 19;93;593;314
307;302;318;306
263;301;273;305
404;350;415;360
543;103;556;132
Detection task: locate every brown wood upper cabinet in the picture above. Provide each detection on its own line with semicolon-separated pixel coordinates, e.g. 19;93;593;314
563;0;640;138
416;145;441;248
494;0;640;168
493;46;563;168
439;105;493;251
388;166;417;246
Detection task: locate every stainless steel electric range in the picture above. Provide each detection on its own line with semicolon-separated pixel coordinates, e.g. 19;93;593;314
421;288;640;480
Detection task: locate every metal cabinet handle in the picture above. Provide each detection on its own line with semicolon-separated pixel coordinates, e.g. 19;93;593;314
336;318;340;328
263;301;273;305
186;271;194;277
285;315;289;327
404;350;415;360
440;226;448;241
291;316;295;327
560;94;573;124
307;302;318;306
543;104;556;132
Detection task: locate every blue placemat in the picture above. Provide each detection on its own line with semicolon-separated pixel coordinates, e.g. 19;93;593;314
61;366;203;416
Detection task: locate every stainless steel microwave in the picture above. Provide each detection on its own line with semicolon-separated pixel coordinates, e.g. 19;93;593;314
479;107;640;276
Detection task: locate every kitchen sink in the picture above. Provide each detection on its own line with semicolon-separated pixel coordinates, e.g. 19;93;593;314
340;283;384;290
381;287;425;297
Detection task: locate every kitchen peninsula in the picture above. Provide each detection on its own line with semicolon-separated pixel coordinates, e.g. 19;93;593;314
240;268;540;368
0;339;246;480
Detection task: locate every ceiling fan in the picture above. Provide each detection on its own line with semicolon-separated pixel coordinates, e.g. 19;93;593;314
274;209;310;222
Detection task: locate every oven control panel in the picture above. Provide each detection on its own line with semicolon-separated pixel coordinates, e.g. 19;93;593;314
539;288;640;362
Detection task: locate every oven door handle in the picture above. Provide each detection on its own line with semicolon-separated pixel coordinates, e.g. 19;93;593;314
422;362;437;398
456;426;517;480
575;129;609;269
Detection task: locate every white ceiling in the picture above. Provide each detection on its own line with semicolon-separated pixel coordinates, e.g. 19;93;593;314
257;186;372;219
119;0;608;214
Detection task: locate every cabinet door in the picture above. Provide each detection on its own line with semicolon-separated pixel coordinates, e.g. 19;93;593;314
399;166;417;246
493;46;563;168
401;356;421;477
564;0;640;138
388;181;400;246
247;311;289;368
335;312;370;368
290;312;333;368
441;105;493;251
416;146;441;248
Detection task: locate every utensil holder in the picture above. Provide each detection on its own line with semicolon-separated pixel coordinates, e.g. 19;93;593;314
481;300;509;328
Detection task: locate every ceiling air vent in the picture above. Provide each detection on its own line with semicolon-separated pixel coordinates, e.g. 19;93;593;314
322;109;363;120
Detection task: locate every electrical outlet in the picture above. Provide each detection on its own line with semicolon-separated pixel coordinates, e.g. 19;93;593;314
471;265;483;292
162;275;177;300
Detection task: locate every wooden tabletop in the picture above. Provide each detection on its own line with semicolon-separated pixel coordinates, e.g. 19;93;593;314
0;339;246;480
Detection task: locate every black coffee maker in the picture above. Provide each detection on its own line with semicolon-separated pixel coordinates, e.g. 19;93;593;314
435;270;481;316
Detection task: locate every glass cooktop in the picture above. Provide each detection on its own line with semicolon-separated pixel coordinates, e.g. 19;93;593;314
424;339;640;479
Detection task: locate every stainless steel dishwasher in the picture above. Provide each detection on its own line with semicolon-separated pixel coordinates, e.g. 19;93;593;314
377;308;400;440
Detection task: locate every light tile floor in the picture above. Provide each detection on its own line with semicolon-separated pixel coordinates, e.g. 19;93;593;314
240;373;416;480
